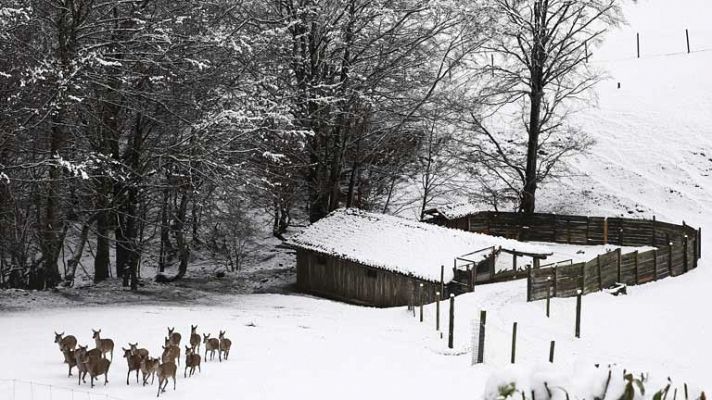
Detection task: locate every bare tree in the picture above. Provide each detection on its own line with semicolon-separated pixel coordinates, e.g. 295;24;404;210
472;0;622;213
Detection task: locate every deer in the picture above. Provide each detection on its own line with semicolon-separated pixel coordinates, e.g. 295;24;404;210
156;361;177;397
161;338;180;366
167;327;181;347
202;333;220;362
62;348;77;377
218;330;232;361
91;329;114;361
79;349;111;388
129;342;149;359
184;346;201;378
54;332;77;353
122;347;142;385
189;325;200;352
140;357;160;386
75;345;102;385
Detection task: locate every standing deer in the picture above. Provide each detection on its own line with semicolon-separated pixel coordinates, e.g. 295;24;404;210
92;329;114;361
202;333;220;362
162;338;180;366
189;325;200;352
75;345;102;385
140;357;160;386
79;350;111;388
218;331;232;361
54;332;77;353
156;361;177;397
122;347;142;385
129;342;149;359
62;348;77;377
167;327;181;346
184;346;201;378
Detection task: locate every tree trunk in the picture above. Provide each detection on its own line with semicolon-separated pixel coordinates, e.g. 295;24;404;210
520;0;546;215
94;209;111;283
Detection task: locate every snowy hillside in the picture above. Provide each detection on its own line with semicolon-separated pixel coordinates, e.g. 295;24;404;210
2;0;712;399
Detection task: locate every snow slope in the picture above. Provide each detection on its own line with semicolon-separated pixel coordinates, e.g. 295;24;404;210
3;0;712;399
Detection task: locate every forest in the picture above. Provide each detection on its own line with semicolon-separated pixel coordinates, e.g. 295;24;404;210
0;0;620;289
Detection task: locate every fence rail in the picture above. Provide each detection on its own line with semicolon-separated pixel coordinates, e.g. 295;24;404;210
441;211;701;301
0;378;126;400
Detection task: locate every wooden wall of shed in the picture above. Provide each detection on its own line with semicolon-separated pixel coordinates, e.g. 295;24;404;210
296;249;441;307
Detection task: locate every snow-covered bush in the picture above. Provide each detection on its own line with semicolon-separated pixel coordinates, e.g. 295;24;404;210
484;364;706;400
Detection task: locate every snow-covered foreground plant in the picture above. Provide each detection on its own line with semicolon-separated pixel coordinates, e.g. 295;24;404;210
484;364;707;400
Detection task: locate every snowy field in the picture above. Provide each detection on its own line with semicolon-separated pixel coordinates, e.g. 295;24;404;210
3;0;712;398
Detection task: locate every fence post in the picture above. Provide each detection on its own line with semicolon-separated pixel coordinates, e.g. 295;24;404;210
652;216;657;246
686;29;691;53
637;32;640;58
553;267;558;296
477;310;487;363
634;250;639;284
619;227;624;246
419;283;424;322
546;277;551;317
597;254;602;290
448;294;455;349
653;249;658;281
617;248;622;283
440;265;444;298
511;322;517;364
575;290;582;338
668;240;674;276
603;218;608;244
549;341;555;363
435;292;440;331
683;235;689;273
526;266;532;302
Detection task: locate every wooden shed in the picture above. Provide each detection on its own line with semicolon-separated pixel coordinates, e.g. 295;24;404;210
291;208;551;307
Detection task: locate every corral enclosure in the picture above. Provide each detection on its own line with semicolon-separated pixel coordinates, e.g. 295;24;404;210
425;209;701;301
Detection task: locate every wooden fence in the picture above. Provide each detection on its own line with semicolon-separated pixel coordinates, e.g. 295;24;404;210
446;211;701;301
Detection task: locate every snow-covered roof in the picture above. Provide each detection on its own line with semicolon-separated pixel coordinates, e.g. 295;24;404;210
425;203;481;220
291;208;552;283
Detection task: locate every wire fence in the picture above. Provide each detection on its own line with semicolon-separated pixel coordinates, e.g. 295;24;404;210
0;379;126;400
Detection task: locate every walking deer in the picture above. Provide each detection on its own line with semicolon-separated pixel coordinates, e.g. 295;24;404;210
189;325;200;352
79;350;111;388
218;330;232;361
184;346;201;378
123;347;142;385
92;329;114;361
162;338;180;366
140;357;160;386
156;361;177;397
62;348;77;377
54;332;77;353
167;327;181;346
75;345;102;385
203;333;220;362
129;342;149;359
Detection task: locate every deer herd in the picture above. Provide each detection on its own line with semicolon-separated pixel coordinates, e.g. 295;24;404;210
53;325;233;397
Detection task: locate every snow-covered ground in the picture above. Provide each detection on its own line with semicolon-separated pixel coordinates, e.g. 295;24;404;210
3;0;712;398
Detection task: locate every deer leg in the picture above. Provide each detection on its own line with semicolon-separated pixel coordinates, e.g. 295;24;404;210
173;375;176;390
104;372;108;385
127;370;130;385
156;380;161;397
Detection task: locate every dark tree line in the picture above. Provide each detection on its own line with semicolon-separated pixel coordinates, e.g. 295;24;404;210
0;0;621;289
